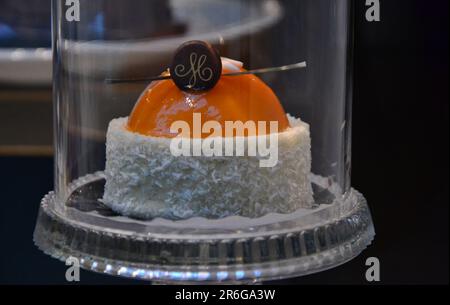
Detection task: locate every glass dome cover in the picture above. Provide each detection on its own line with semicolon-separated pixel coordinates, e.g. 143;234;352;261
34;0;374;283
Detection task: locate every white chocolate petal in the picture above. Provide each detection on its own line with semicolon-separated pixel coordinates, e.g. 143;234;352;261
221;57;244;72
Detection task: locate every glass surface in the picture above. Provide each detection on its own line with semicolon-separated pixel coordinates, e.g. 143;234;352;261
53;0;353;208
34;172;374;283
34;0;374;283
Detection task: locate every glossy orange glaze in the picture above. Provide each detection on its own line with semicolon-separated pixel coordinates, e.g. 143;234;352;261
127;69;290;138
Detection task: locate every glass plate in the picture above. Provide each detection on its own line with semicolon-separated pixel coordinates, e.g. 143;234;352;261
34;172;374;284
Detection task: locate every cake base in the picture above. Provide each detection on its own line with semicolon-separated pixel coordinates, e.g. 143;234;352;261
103;115;313;220
34;172;375;284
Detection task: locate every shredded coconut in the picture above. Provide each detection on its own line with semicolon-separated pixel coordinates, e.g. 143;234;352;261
103;115;313;219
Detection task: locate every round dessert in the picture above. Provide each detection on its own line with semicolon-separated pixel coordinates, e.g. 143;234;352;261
103;57;313;219
127;59;291;138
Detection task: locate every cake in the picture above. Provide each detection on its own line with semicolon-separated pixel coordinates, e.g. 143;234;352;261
103;41;313;219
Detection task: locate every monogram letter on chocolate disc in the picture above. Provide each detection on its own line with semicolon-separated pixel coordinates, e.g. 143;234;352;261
170;41;222;92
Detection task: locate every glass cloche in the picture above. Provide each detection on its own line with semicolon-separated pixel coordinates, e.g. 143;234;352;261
34;0;374;284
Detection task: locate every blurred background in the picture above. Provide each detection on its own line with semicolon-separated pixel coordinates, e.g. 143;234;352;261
0;0;448;284
0;0;52;156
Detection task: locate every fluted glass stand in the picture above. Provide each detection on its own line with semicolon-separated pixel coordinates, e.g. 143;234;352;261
34;172;374;284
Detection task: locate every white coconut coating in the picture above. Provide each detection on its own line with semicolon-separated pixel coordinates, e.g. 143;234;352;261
102;115;313;219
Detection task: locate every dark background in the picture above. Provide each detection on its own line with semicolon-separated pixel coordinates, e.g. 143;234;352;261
0;0;448;284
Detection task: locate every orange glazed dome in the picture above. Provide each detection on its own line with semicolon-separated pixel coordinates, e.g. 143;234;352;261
127;65;291;138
